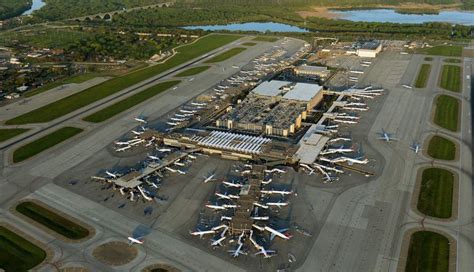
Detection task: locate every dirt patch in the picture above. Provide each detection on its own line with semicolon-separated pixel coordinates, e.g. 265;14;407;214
60;267;90;272
92;241;138;266
297;8;341;19
142;263;181;272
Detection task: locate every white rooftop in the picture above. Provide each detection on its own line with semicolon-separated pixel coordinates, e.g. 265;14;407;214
251;80;291;97
296;133;329;164
283;83;323;102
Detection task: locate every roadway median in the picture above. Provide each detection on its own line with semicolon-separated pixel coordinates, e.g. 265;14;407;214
83;80;180;123
5;34;241;125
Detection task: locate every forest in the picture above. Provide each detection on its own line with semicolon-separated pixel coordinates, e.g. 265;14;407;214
0;0;32;20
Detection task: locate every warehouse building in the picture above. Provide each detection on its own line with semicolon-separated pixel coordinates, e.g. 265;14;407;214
357;41;382;58
216;80;323;137
294;65;330;78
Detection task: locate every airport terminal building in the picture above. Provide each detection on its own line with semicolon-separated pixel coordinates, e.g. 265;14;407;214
216;80;323;137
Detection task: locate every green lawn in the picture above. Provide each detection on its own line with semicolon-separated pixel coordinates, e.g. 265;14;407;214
419;45;463;57
405;231;450;272
242;42;257;46
427;135;456;161
0;226;46;272
0;128;29;143
253;36;279;42
434;95;459;132
13;127;83;163
25;73;103;98
439;65;462;92
414;64;431;88
204;47;247;63
417;168;454;218
83;80;180;123
6;34;241;125
444;58;462;63
16;202;89;240
175;66;210;77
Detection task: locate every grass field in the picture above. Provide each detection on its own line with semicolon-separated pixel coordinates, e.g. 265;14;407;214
439;65;462;92
204;47;247;63
414;64;431;88
434;95;459;132
417;168;454;218
427;135;456;161
424;57;433;61
16;202;89;240
0;128;29;143
405;231;449;272
25;73;103;98
253;36;279;42
0;226;46;271
175;66;210;77
242;42;257;46
6;34;240;125
419;45;463;57
444;58;462;63
83;80;180;123
13;127;83;163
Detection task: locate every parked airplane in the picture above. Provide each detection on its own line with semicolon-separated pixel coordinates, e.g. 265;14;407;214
176;169;187;175
264;168;286;174
203;172;216;183
116;146;131;152
190;229;215;238
105;170;119;179
211;236;226;247
376;129;398;142
134;116;147;124
229;243;247;257
402;84;413;89
222;180;243;188
128;236;144;245
148;154;161;161
157;148;171;153
131;130;143;136
410;142;423;153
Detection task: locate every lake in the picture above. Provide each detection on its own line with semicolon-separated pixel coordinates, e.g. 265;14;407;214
22;0;46;15
183;22;309;33
332;9;474;25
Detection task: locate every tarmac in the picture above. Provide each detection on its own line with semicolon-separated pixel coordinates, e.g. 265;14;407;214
0;39;471;272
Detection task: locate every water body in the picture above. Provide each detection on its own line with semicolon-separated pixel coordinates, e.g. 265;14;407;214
332;9;474;25
22;0;46;15
183;22;308;33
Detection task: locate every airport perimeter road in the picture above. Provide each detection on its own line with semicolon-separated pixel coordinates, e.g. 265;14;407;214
297;52;473;272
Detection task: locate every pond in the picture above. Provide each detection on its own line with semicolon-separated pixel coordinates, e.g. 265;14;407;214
183;22;308;33
22;0;46;15
332;9;474;25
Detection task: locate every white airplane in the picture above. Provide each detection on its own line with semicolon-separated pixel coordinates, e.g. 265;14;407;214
264;168;286;174
148;154;160;161
261;178;272;185
166;121;179;126
410;142;423;153
191;102;206;107
190;229;215;238
128;236;144;245
137;186;152;201
266;201;289;208
221;215;232;221
255;248;277;258
165;167;177;173
134;116;147;124
105;170;119;179
157;148;171;152
211;236;226;247
174;113;187;118
170;117;187;122
131;130;143;136
377;129;398;142
116;146;131;152
260;189;293;196
206;204;226;210
187;154;197;160
115;141;131;146
232;65;240;69
203;173;216;183
320;146;354;155
402;84;413;89
222;180;242;188
216;192;239;200
253;202;269;209
350;70;364;74
174;161;185;167
177;169;187;175
180;109;196;114
400;52;409;55
229;243;247;257
265;226;291;240
250;215;270;221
